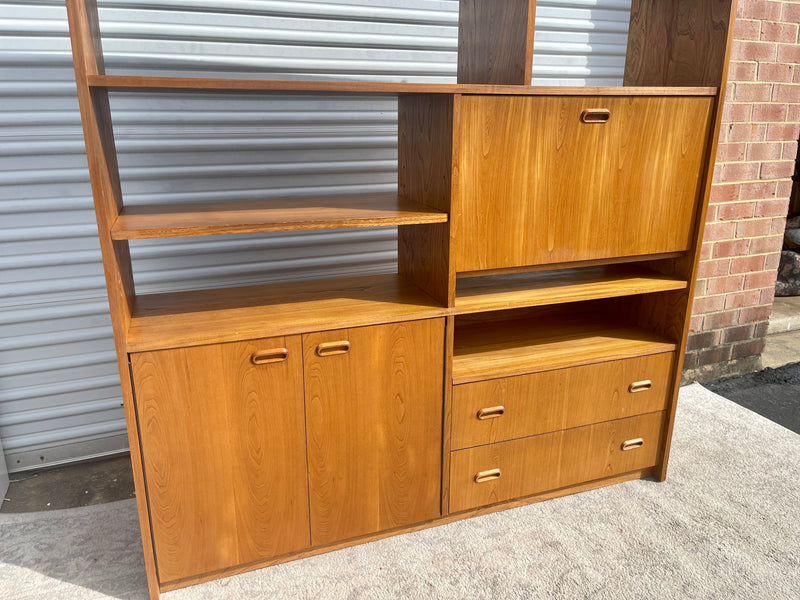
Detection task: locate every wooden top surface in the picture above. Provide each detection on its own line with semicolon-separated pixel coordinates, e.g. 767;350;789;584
455;265;688;314
452;317;676;384
127;274;447;352
111;195;448;240
89;75;717;97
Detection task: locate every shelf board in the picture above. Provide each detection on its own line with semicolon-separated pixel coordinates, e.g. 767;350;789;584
453;317;676;385
455;265;688;314
126;274;447;352
111;195;447;240
89;75;717;97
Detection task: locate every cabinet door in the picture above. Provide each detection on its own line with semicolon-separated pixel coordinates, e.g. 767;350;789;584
304;319;444;546
130;336;310;583
453;95;714;272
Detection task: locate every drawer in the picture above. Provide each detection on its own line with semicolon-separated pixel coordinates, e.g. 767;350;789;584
452;94;714;271
451;352;673;450
449;411;665;513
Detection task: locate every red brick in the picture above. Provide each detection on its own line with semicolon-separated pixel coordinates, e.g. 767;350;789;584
752;103;788;121
709;183;742;204
713;164;724;182
689;315;704;333
749;234;784;254
777;179;795;196
753;321;770;338
783;141;799;160
716;142;748;162
730;253;767;273
724;161;760;180
765;252;782;270
766;122;800;141
747;142;784;160
744;270;778;290
739;305;772;323
760;286;776;305
755;198;790;217
795;68;800;83
703;221;737;241
687;330;720;351
717;201;756;220
758;62;795;83
760;160;796;179
697;259;731;278
712;239;750;258
789;104;800;121
721;324;755;344
723;103;752;122
703;310;739;330
771;216;787;234
730;338;766;360
777;43;800;63
735;218;773;238
728;123;766;143
696;345;733;367
740;180;778;200
695;279;707;297
734;82;773;101
700;242;713;261
730;61;758;81
693;295;726;315
735;18;761;41
738;1;783;22
724;290;762;309
683;351;699;370
760;21;799;43
732;40;778;62
706;205;719;223
784;4;800;25
772;83;800;102
706;275;745;294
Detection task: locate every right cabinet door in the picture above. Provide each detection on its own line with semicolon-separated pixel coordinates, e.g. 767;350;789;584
303;319;445;546
453;94;714;272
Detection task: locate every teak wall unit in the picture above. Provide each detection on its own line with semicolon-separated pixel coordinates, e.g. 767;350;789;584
66;1;737;597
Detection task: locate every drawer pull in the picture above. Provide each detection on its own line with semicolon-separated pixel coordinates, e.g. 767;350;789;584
474;468;501;483
621;438;645;451
316;340;351;357
251;348;289;365
629;380;653;393
477;405;505;420
580;108;610;124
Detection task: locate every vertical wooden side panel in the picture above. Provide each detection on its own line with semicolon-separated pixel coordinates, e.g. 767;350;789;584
398;94;456;306
441;315;455;515
131;337;310;584
457;0;536;85
624;0;734;88
304;320;445;546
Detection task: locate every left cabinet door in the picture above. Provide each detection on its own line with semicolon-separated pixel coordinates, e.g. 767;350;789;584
130;336;310;584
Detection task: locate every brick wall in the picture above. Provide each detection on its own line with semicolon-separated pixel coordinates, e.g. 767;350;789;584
685;0;800;377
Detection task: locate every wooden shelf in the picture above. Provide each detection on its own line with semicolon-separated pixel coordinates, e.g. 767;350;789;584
89;75;717;97
127;274;447;352
455;265;688;314
111;195;447;240
452;317;676;385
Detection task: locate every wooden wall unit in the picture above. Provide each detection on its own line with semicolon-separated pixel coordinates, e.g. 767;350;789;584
66;0;737;597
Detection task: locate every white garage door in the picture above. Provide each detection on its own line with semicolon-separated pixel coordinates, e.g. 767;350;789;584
0;0;631;471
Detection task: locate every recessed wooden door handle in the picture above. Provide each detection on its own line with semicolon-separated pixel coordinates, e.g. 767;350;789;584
315;340;351;357
580;108;610;123
474;468;501;483
250;348;289;365
477;405;505;420
621;438;645;451
629;380;653;393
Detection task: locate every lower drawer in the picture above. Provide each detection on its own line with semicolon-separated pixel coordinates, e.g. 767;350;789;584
449;411;665;513
451;352;673;450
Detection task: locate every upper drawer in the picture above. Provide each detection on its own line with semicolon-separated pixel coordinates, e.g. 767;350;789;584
451;352;673;450
452;95;714;272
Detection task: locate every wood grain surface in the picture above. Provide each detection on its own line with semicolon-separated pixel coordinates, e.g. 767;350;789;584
127;274;447;352
111;195;447;240
304;320;445;545
625;0;734;88
452;95;713;272
130;336;311;583
449;411;666;512
451;352;673;449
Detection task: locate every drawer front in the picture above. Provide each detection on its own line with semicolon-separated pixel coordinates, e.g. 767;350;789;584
451;352;673;450
452;94;713;272
449;411;665;513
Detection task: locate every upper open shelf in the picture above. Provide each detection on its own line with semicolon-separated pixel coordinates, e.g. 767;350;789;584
88;75;717;97
111;195;447;240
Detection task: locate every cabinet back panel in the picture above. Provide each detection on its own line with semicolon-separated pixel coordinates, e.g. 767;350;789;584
452;95;713;272
130;336;311;583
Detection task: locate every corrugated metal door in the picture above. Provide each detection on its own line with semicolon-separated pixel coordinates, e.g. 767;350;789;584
0;0;631;472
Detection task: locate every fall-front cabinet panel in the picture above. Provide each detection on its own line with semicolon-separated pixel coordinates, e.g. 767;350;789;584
304;319;445;546
130;337;310;583
452;95;714;271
